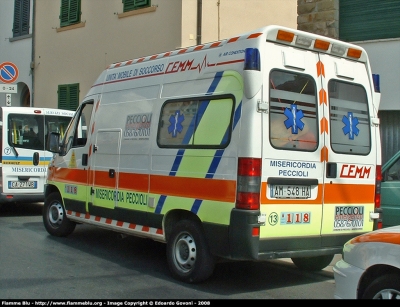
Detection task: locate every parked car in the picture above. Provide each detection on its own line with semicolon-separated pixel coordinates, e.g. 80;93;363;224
381;150;400;228
333;225;400;299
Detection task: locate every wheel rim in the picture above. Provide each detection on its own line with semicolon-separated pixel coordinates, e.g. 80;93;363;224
173;232;196;273
373;289;400;299
48;202;64;226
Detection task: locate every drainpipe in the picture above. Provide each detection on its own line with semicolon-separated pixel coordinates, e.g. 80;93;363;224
197;0;202;45
31;0;36;107
217;0;220;40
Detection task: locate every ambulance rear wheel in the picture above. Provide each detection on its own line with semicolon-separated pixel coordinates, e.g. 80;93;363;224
43;192;76;237
291;254;334;271
167;219;216;283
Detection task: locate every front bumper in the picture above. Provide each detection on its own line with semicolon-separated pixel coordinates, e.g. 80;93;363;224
333;259;365;299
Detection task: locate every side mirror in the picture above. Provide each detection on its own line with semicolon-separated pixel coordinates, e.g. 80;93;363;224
47;132;61;153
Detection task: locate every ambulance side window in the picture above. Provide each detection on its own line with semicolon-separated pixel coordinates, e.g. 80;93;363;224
61;102;93;155
157;95;234;148
328;80;370;155
269;70;318;151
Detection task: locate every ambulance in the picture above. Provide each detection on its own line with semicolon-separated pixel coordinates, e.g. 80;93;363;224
0;107;74;206
43;25;382;283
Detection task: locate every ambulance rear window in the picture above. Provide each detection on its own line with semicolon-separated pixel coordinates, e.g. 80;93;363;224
269;70;318;151
328;80;370;155
157;95;234;148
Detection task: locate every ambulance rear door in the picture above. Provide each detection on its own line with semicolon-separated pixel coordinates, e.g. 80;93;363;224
260;41;325;247
318;53;376;238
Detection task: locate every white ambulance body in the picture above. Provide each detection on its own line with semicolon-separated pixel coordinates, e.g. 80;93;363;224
0;107;74;205
43;25;382;283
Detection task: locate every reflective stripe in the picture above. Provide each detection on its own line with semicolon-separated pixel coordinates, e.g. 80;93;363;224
67;210;164;239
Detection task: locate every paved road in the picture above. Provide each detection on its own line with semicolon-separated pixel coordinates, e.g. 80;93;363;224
0;202;339;300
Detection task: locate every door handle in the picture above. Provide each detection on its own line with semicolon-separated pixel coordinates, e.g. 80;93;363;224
33;152;39;166
326;162;337;178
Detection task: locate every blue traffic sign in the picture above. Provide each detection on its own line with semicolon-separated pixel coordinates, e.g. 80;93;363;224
0;62;19;83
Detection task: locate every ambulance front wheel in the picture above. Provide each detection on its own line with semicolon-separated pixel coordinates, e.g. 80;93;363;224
166;219;216;283
43;192;76;237
291;254;334;271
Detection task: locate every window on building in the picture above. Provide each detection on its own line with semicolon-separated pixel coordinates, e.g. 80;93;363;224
123;0;151;13
58;84;79;111
60;0;81;27
13;0;30;37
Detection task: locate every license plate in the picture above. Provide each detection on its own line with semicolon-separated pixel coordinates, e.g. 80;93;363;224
8;181;38;189
270;185;311;199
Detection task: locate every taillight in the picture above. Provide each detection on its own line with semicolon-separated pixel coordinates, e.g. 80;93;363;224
375;165;382;209
236;158;261;210
375;165;383;229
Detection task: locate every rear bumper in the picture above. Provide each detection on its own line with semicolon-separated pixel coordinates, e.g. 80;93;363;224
204;209;360;261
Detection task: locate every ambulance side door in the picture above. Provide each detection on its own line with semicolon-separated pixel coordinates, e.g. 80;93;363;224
56;101;93;214
90;129;121;210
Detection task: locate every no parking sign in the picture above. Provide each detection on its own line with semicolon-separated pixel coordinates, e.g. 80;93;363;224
0;62;19;83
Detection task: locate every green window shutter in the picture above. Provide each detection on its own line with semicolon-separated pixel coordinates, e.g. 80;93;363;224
69;0;81;23
69;83;80;110
12;0;21;36
60;0;70;26
58;85;68;109
123;0;150;13
13;0;30;37
60;0;81;27
135;0;150;6
58;84;79;111
21;0;30;35
340;0;400;41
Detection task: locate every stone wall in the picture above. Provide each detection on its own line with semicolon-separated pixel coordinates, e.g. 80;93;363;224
297;0;339;38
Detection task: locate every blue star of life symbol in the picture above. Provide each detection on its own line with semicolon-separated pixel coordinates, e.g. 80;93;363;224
168;110;184;138
284;104;305;134
342;112;359;140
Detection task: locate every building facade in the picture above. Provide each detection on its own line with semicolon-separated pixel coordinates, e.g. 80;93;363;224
32;0;297;111
297;0;400;164
2;0;398;163
0;0;33;107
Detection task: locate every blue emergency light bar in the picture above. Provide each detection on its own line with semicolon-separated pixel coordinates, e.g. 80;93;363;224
372;74;380;93
244;48;260;71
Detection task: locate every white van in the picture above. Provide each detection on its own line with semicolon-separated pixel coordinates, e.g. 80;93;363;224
43;25;382;283
0;107;74;205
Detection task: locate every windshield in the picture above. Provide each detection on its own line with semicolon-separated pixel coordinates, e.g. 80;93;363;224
8;113;72;151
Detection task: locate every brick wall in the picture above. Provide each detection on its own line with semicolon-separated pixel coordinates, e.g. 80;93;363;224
297;0;339;38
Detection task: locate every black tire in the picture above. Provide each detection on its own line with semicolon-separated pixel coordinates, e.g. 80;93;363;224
291;254;334;271
362;274;400;299
166;219;216;283
43;192;76;237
